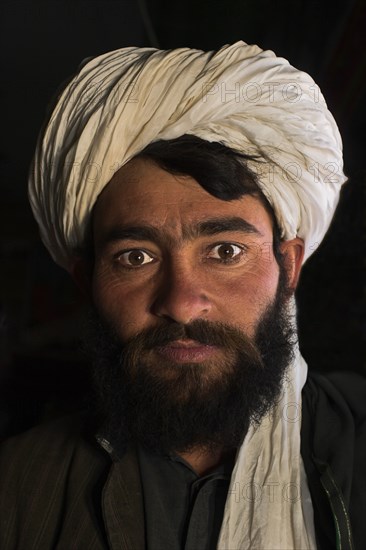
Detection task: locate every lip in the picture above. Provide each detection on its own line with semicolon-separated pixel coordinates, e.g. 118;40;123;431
155;339;218;363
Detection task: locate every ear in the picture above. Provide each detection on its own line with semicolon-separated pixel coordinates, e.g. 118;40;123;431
279;237;304;291
70;257;93;299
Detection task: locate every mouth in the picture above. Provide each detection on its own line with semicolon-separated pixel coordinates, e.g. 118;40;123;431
155;339;219;363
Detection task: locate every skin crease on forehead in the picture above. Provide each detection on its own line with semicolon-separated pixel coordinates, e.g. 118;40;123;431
73;156;304;474
83;157;304;344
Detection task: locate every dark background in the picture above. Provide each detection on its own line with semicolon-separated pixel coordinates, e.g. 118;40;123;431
1;0;365;438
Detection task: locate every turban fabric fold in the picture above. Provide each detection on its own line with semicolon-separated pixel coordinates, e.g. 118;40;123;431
29;41;346;270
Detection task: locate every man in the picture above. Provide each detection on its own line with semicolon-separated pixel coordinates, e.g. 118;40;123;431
1;41;365;549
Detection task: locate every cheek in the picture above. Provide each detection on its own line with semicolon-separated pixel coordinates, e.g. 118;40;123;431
92;267;152;340
219;261;280;327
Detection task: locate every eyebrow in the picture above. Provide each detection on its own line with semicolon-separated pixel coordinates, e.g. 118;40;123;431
99;216;263;249
194;217;263;238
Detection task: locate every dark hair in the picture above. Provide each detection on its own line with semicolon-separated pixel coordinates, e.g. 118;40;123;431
86;135;283;266
136;135;283;262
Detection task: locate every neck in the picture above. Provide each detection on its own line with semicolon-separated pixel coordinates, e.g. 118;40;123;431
177;445;236;476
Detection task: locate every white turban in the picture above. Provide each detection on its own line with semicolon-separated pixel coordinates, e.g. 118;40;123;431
29;40;346;271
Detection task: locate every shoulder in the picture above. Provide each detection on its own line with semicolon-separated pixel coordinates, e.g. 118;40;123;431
301;369;366;474
0;413;89;465
0;412;110;496
303;370;366;423
0;414;111;548
301;369;366;452
301;370;366;548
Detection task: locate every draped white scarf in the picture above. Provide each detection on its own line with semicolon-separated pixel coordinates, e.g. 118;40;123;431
28;41;346;548
218;325;316;549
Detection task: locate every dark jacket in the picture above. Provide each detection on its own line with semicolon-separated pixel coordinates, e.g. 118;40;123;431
0;372;365;550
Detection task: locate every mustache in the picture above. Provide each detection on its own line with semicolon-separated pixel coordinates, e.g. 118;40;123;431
121;319;264;366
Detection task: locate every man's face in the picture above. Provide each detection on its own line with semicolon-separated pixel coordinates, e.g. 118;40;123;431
92;157;282;345
86;157;303;453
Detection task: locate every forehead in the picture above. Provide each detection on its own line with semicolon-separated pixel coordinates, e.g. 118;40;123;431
93;157;274;239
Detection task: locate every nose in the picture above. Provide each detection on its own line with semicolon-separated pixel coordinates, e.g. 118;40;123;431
151;265;212;324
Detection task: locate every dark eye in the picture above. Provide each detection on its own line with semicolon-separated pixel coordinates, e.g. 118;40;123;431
117;249;154;267
208;243;244;262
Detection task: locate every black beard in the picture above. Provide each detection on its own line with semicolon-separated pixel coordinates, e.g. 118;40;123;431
83;269;296;457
